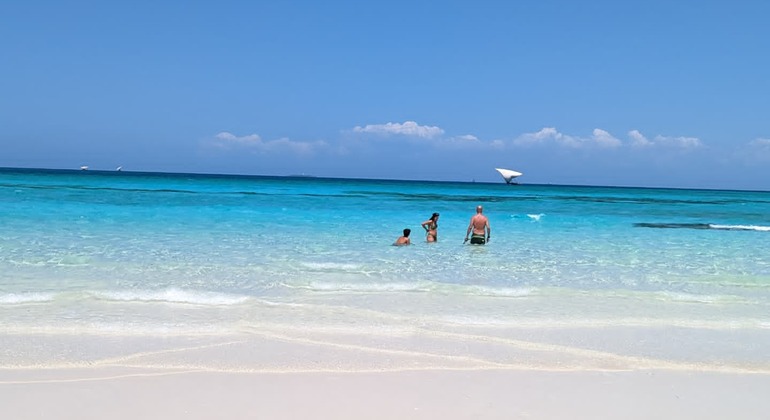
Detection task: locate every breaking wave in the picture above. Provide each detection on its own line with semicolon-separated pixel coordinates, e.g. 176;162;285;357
634;222;770;232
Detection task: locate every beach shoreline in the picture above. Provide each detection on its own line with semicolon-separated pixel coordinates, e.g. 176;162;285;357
2;367;769;419
2;170;769;419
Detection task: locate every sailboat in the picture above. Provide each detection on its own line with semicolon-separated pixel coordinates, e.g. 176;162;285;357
494;168;523;184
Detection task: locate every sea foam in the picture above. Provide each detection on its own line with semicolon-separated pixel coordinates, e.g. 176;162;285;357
710;224;770;232
90;288;250;305
0;292;56;304
300;262;362;271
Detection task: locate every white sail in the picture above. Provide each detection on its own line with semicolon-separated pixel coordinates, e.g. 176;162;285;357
494;168;522;184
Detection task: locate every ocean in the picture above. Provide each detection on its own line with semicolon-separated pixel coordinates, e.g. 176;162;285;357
1;168;769;373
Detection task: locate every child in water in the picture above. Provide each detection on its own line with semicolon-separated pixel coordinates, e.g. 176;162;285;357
393;228;411;246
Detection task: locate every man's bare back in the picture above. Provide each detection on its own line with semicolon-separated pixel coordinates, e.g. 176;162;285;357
470;214;488;233
465;205;490;244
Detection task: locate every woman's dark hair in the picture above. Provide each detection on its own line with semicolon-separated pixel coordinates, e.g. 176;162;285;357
431;212;439;221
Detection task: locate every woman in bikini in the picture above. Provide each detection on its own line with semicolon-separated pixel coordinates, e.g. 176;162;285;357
421;212;440;242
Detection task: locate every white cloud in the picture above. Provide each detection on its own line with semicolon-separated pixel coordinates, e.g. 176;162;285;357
347;121;494;150
210;126;705;160
513;127;618;148
628;131;702;149
214;132;261;145
262;137;327;154
352;121;444;138
628;130;652;147
749;138;770;148
441;134;486;149
652;135;702;148
514;127;570;146
489;139;506;149
454;134;479;142
448;134;481;145
591;129;622;148
512;128;703;150
210;132;325;155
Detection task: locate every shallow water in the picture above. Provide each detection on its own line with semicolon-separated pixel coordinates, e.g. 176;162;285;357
1;168;769;372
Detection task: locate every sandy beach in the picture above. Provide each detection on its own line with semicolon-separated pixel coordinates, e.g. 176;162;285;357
2;367;769;419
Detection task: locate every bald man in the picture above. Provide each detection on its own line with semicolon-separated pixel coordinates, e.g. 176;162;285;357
464;205;490;245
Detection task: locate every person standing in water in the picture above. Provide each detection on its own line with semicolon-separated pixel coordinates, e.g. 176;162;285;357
421;212;440;242
464;205;490;245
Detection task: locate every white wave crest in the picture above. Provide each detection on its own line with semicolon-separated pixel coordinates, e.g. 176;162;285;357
464;286;535;298
527;213;544;222
296;281;429;293
0;292;56;304
91;288;250;305
287;281;535;298
710;224;770;232
654;291;743;304
300;262;362;271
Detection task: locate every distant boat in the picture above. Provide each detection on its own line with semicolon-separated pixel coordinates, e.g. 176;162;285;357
494;168;522;184
80;166;89;171
116;166;123;171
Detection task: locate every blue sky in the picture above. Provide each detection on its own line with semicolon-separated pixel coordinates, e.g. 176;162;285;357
2;1;769;189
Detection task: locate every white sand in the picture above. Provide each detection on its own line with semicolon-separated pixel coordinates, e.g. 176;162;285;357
2;368;769;419
3;313;769;419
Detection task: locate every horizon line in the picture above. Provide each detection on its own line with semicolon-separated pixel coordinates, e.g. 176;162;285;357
1;166;768;194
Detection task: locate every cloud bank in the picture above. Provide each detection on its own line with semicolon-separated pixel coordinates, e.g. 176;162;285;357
628;130;702;149
513;127;622;148
513;127;698;150
210;132;326;155
209;122;710;158
352;121;444;138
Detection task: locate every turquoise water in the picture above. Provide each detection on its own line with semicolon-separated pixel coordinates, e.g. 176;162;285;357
1;168;769;372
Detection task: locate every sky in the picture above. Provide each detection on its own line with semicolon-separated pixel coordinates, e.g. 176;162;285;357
2;0;769;190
